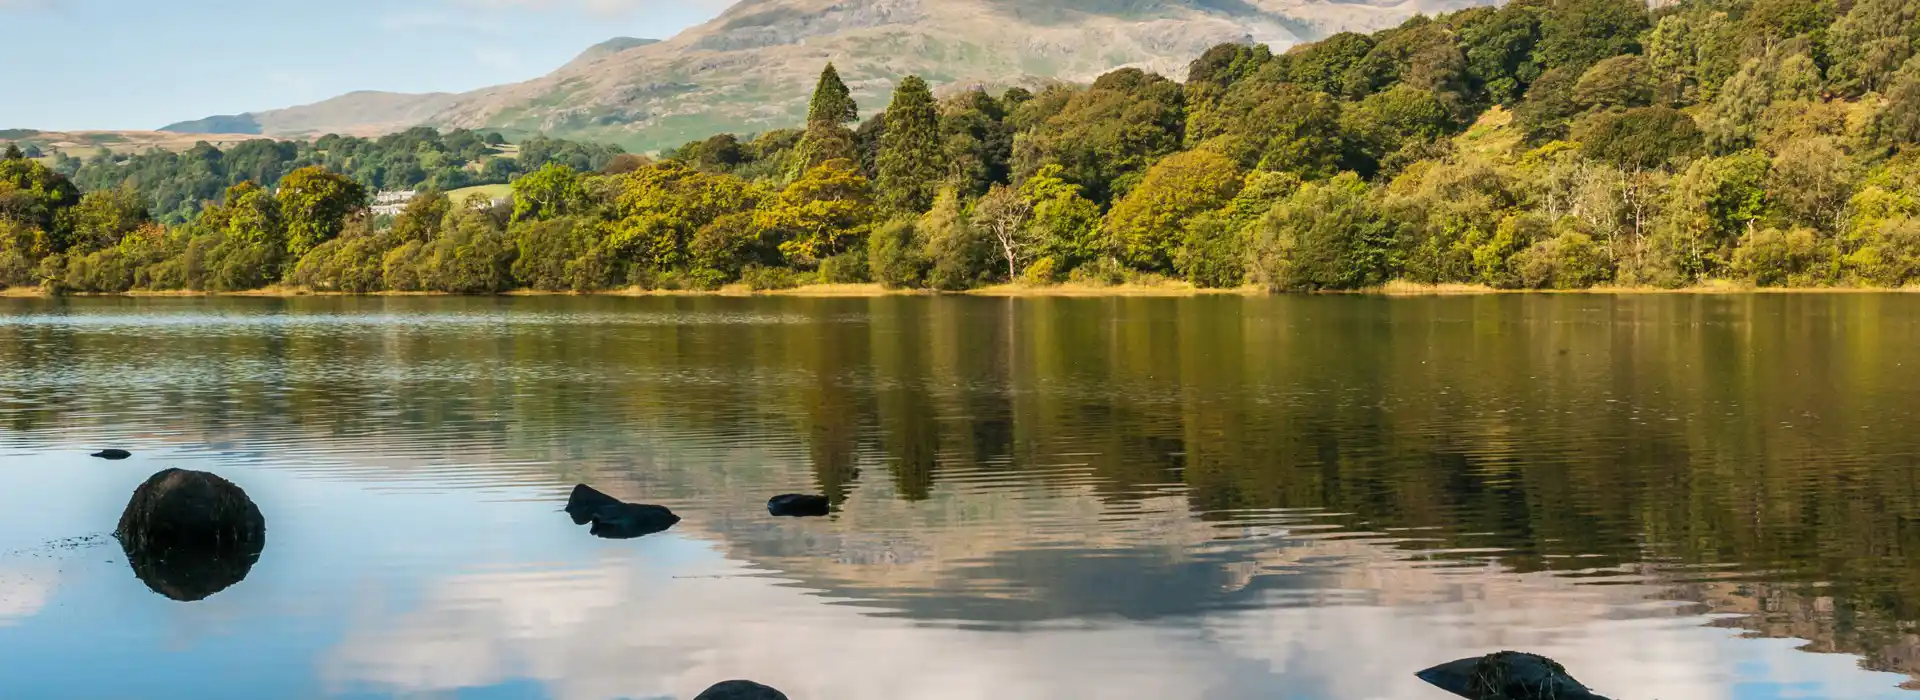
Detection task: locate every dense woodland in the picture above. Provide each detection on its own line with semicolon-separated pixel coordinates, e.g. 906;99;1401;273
3;0;1919;294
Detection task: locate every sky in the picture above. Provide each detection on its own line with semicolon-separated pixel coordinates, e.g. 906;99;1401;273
0;0;737;131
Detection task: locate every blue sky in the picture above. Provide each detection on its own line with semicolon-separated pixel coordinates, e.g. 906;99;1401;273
0;0;736;131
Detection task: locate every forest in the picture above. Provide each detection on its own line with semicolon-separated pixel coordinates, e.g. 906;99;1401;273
2;0;1917;294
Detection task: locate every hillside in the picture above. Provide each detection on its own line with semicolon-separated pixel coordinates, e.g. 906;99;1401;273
163;0;1494;151
162;90;461;138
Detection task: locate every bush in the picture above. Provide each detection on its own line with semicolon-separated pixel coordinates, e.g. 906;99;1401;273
1176;211;1246;288
1020;256;1060;285
741;264;807;291
0;248;38;288
1844;218;1920;286
1514;230;1611;289
382;241;430;292
1732;227;1830;286
1067;256;1129;286
1246;173;1394;291
818;247;869;284
292;235;394;293
868;218;929;288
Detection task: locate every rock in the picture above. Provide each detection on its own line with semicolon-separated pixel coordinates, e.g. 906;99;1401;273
565;484;680;539
1416;651;1611;700
767;494;830;517
114;469;267;601
91;449;132;460
693;680;789;700
587;502;681;539
565;483;625;525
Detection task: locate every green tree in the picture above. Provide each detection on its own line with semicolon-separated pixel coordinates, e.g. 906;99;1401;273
1455;4;1543;105
1012;68;1186;204
1535;0;1649;72
605;162;763;270
1247;173;1395;291
392;189;452;243
876;76;945;214
807;63;859;126
277;166;368;260
758;159;875;264
920;189;993;291
511;163;589;223
1574;106;1704;170
868;217;930;288
57;187;149;253
1103;150;1244;272
1020;164;1103;271
1572;55;1656;111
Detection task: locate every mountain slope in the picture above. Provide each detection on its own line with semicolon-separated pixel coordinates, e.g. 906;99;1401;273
169;0;1495;150
162;90;460;138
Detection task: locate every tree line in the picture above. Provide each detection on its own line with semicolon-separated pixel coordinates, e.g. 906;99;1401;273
3;0;1919;294
44;128;624;224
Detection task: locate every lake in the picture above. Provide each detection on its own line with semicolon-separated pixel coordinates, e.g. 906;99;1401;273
2;294;1919;699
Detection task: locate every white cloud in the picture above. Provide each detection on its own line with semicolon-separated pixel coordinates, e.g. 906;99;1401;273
473;48;526;72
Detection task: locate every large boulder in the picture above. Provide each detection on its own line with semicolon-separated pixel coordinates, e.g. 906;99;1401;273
1416;651;1611;700
564;484;680;539
115;469;267;601
693;680;789;700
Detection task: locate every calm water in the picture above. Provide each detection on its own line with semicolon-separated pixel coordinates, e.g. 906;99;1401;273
3;294;1920;699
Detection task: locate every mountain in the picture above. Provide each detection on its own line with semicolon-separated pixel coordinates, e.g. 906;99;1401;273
161;90;459;138
167;0;1494;151
565;37;661;69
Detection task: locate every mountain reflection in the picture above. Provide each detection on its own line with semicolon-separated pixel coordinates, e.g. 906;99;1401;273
2;294;1920;697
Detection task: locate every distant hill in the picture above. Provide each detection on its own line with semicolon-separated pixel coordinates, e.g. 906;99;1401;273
164;0;1494;151
161;90;460;138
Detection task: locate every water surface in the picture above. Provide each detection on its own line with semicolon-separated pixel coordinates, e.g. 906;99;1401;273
2;294;1919;699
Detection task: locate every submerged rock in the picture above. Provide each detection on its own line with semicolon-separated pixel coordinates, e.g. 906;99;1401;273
91;449;132;460
565;484;680;539
587;502;681;539
693;680;789;700
115;469;267;601
767;494;830;517
1416;651;1611;700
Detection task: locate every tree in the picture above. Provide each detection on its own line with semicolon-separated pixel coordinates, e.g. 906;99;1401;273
605;162;763;270
1572;55;1656;111
392;189;451;243
56;186;149;253
807;63;859;126
1535;0;1650;72
920;189;993;291
868;217;930;288
758;159;875;264
973;184;1034;280
1020;164;1103;271
1103;150;1244;272
1247;173;1395;291
1574;106;1704;170
875;76;945;214
276;166;368;260
1456;4;1543;105
1339;85;1456;175
1012;68;1186;204
511;163;589;223
791;63;863;180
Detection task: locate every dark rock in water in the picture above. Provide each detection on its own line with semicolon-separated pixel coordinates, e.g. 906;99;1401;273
565;483;625;525
767;493;830;517
115;469;267;601
91;449;132;460
1417;651;1611;700
564;485;680;539
586;502;681;539
693;680;789;700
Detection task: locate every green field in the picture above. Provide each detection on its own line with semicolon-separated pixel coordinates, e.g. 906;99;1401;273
446;183;511;202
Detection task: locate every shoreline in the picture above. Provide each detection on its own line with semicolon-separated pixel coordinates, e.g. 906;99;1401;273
3;280;1917;300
